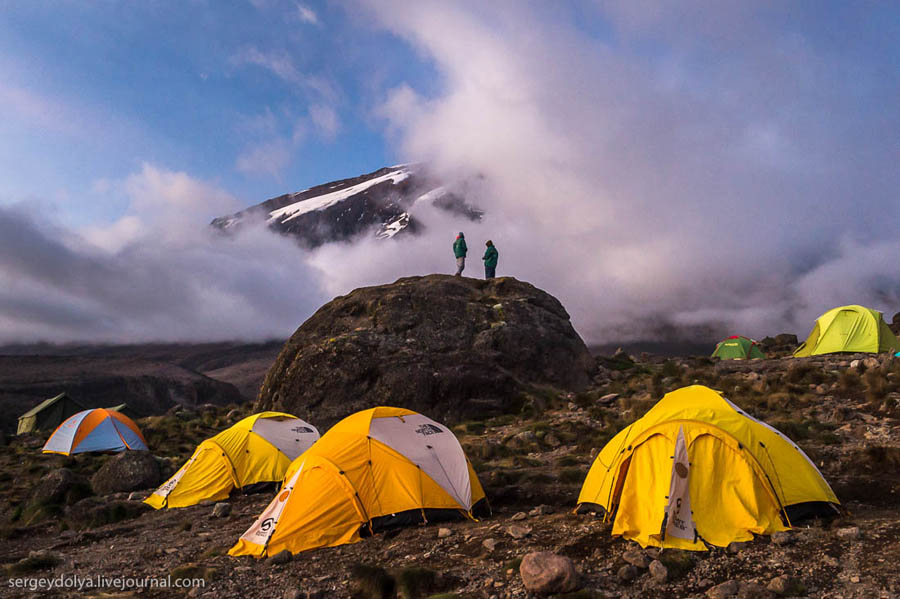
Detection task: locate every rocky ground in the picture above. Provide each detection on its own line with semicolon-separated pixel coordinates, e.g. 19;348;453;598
0;349;898;599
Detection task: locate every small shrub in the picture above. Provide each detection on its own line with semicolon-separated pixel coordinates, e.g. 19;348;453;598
837;371;862;392
558;467;585;484
350;564;395;599
864;369;888;404
464;422;486;435
169;563;215;584
503;557;523;571
5;552;61;576
395;566;438;599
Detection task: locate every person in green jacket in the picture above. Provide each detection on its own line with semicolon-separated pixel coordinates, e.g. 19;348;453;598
453;232;467;276
483;240;498;279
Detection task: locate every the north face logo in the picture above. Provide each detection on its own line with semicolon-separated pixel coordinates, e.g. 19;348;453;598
415;424;443;436
291;426;314;434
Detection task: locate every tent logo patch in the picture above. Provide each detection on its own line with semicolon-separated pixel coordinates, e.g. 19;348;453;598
415;424;443;436
260;518;274;533
292;426;315;434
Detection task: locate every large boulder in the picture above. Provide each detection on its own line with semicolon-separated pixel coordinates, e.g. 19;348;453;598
29;468;92;508
91;451;161;495
257;275;596;424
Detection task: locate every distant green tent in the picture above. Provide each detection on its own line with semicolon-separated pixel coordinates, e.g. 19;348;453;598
711;336;766;360
107;403;141;420
794;305;900;357
17;392;85;436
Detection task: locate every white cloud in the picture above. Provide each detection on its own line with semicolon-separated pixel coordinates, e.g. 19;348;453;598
235;139;293;178
337;0;900;342
308;103;340;140
296;4;319;26
0;165;328;343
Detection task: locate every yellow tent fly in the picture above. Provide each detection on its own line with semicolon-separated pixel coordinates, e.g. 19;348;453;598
145;412;319;509
794;305;900;356
229;407;486;557
577;385;839;550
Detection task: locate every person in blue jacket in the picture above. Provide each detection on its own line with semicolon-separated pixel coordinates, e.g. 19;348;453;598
483;240;498;279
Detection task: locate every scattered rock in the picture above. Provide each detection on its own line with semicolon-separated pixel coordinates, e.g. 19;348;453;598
90;452;161;495
437;527;452;538
737;583;775;599
726;540;750;554
511;511;527;521
268;550;292;565
767;574;805;596
617;564;640;582
127;491;145;501
706;579;739;599
622;548;652;569
226;409;243;421
543;433;562;447
599;393;620;404
507;525;531;539
28;468;92;510
482;538;497;552
648;560;667;583
519;551;579;594
212;502;232;518
528;505;553;516
835;526;861;540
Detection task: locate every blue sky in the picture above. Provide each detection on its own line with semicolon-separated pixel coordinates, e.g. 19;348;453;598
1;1;899;344
0;1;439;225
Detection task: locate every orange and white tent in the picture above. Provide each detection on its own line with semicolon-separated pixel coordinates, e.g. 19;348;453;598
229;407;486;557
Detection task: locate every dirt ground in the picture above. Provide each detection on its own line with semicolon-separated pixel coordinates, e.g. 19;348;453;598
1;352;898;598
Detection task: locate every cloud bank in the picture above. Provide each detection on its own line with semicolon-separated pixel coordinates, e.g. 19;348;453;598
343;0;900;341
2;2;898;346
0;165;327;343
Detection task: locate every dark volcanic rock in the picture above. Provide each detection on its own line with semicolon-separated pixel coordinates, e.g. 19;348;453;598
29;468;92;508
256;275;595;425
91;451;161;495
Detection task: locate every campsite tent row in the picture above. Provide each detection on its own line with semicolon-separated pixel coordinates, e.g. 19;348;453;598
712;304;900;360
141;392;837;557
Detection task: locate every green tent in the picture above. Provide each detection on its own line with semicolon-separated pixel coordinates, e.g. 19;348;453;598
17;392;85;436
794;305;900;357
711;336;766;360
107;403;141;420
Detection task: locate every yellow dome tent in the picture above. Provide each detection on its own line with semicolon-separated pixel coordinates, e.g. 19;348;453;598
229;406;486;557
145;412;319;509
577;386;839;551
794;304;900;356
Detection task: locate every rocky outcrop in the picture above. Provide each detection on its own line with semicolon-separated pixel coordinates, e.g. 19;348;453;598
90;452;161;495
256;275;596;425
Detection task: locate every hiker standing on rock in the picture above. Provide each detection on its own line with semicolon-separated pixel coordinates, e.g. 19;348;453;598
483;240;498;279
453;232;467;276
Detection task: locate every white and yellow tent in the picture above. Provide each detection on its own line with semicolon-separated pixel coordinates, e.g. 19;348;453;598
577;385;839;550
229;406;486;557
145;412;319;509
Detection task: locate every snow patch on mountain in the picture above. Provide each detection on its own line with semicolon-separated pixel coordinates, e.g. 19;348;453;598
376;212;410;239
269;167;411;224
